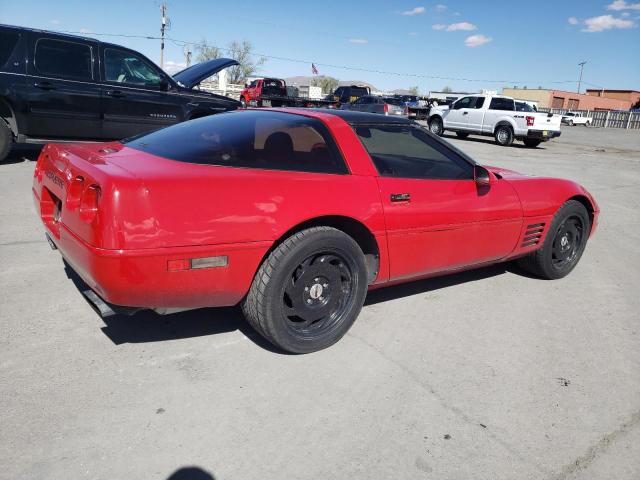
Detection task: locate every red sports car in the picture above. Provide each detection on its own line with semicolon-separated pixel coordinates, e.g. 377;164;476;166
32;109;599;353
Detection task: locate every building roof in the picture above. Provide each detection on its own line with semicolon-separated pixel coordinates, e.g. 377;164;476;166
585;89;640;93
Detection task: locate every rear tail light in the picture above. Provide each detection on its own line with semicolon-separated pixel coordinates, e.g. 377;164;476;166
384;103;389;115
526;116;535;127
79;184;100;223
66;176;85;210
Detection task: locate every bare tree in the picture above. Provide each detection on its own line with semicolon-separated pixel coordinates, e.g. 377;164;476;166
195;39;221;62
226;40;266;85
408;86;419;95
441;86;452;93
312;76;339;94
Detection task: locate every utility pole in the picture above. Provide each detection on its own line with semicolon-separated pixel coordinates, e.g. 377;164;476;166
160;2;168;70
183;45;192;67
577;61;587;94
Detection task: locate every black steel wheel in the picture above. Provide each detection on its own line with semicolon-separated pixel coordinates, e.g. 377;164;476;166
243;227;368;353
517;200;591;279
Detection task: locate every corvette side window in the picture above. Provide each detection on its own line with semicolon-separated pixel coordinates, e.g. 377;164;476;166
355;125;473;180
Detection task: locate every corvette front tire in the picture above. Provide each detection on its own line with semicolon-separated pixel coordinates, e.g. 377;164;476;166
517;200;591;280
242;227;368;353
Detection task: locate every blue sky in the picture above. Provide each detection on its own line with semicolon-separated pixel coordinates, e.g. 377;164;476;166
1;0;638;93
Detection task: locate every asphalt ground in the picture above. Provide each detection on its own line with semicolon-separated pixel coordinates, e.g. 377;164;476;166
1;125;639;480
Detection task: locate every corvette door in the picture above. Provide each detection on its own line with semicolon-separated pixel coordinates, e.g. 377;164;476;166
354;124;522;281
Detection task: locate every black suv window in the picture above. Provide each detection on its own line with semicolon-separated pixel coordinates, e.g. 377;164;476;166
35;38;93;80
355;125;473;180
124;111;348;175
104;48;162;87
489;97;515;111
0;31;20;69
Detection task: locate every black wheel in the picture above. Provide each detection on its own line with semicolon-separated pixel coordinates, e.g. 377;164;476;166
242;227;368;353
494;125;514;146
568;119;574;126
585;121;591;127
429;117;444;136
239;97;247;108
455;132;469;139
523;138;541;148
0;121;12;163
517;200;590;280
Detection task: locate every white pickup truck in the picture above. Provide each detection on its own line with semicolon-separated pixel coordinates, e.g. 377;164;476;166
561;111;593;126
428;94;562;147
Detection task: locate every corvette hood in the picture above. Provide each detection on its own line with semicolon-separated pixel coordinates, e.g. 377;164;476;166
172;58;239;89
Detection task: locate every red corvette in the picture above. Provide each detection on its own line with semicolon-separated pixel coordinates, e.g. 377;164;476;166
32;109;599;353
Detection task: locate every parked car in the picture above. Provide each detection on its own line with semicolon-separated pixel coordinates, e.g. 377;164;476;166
33;109;599;353
341;95;408;117
0;24;240;162
332;85;371;106
428;94;561;147
239;77;336;108
561;111;593;126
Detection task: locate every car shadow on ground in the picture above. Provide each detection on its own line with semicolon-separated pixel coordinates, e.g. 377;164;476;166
63;258;533;352
442;133;548;150
2;145;43;164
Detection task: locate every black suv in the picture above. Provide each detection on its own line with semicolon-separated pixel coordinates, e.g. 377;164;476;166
331;85;371;106
0;24;240;162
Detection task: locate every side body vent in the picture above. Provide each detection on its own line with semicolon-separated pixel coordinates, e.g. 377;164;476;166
522;223;545;247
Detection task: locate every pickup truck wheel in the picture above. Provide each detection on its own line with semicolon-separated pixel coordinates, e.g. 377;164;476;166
585;121;591;127
523;139;541;148
455;132;469;139
242;226;368;354
517;200;590;280
428;117;444;136
0;121;12;163
494;125;514;146
568;120;574;126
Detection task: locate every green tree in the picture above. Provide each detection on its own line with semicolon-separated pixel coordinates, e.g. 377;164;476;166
226;40;266;85
312;76;339;94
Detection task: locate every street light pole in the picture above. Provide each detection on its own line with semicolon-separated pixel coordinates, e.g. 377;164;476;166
577;61;587;94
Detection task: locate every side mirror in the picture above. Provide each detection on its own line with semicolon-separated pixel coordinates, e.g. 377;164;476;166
474;165;491;187
159;80;170;91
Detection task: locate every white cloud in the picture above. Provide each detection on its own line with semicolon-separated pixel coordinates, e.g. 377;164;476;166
435;4;447;11
79;28;92;34
163;61;186;74
582;14;634;31
50;19;61;25
446;22;477;31
568;17;579;25
408;31;419;37
465;34;492;47
607;0;640;10
622;11;631;16
401;6;426;16
348;38;368;44
432;24;447;30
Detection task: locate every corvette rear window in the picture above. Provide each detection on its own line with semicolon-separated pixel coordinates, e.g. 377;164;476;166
355;125;473;180
124;111;348;174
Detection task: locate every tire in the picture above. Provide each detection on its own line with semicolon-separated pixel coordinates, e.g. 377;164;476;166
429;117;444;136
585;121;591;127
523;138;541;148
239;97;247;108
0;120;12;163
242;226;368;354
455;132;469;139
494;125;514;146
517;200;591;280
568;120;574;126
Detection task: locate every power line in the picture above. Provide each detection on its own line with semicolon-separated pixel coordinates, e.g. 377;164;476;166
57;28;582;86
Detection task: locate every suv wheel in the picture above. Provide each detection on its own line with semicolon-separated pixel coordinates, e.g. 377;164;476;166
494;125;514;146
0;121;13;163
242;227;368;353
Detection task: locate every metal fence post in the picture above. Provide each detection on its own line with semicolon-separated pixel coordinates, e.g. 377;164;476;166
604;110;610;128
626;112;632;130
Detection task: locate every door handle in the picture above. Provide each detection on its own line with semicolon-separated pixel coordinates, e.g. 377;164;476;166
462;111;469;115
106;90;126;98
34;81;55;90
390;193;411;202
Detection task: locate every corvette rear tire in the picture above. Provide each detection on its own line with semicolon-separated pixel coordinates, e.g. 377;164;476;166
429;117;444;136
455;132;469;139
242;226;368;354
523;139;541;148
517;200;590;280
494;125;514;146
0;121;12;163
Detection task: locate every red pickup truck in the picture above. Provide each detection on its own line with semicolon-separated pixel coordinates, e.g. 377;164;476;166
33;109;598;353
239;77;336;108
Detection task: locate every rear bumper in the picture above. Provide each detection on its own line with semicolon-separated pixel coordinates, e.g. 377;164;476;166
45;220;271;309
527;129;561;141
